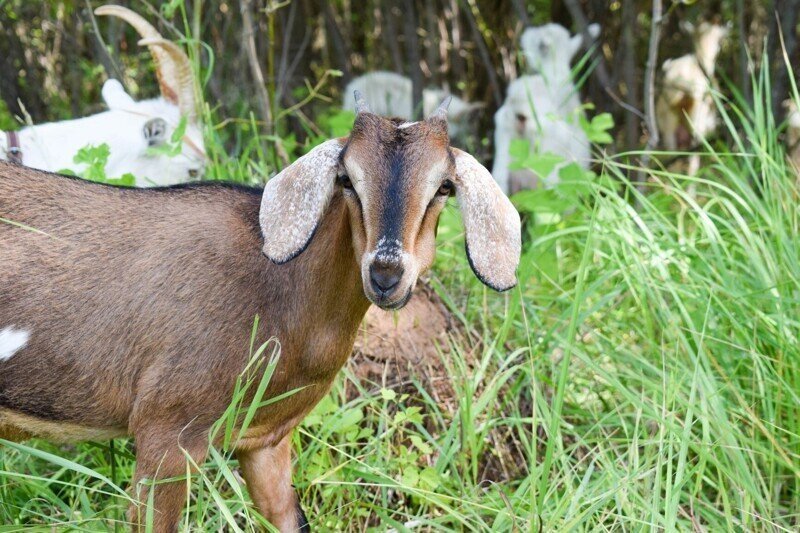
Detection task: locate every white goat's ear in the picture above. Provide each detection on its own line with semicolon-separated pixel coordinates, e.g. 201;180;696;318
452;148;521;291
143;118;168;146
102;79;135;110
260;139;345;264
587;23;601;40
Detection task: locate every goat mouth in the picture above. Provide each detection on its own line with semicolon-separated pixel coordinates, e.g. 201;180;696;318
371;287;413;311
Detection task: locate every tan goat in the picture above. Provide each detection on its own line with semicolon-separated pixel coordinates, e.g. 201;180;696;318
0;95;521;531
785;99;800;170
656;21;729;177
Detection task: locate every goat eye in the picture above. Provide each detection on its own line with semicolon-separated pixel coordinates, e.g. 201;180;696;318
515;113;527;124
339;174;354;190
437;180;454;196
188;169;199;178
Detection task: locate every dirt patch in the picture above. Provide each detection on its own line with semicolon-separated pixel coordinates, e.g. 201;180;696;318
347;281;464;403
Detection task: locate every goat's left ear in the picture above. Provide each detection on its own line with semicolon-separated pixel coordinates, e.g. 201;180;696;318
452;148;521;291
260;139;345;264
102;79;135;110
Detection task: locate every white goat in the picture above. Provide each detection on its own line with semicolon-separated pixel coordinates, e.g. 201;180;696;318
656;21;729;176
343;72;480;138
492;23;599;194
0;6;205;186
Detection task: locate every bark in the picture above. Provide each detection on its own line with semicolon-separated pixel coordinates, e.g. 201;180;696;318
382;1;405;74
462;1;502;106
322;1;352;84
510;0;531;27
402;0;423;116
637;0;665;189
768;0;800;121
622;0;639;150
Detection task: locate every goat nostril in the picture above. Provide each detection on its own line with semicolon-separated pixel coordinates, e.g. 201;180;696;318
369;263;403;296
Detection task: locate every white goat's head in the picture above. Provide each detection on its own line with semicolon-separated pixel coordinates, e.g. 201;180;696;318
520;23;600;84
680;21;730;64
94;5;206;185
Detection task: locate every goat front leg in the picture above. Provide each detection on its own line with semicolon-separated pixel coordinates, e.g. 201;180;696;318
237;433;309;532
129;427;209;533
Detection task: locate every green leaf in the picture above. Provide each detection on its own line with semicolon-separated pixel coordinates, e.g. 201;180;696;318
581;112;615;144
401;467;419;488
409;435;432;455
331;407;364;434
380;388;397;401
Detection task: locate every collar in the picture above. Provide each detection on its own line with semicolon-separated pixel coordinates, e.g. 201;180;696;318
4;131;22;164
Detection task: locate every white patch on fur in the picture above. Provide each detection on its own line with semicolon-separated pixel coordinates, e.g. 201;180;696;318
0;327;30;361
397;121;418;129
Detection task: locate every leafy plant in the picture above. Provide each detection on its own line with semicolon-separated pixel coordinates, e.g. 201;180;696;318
61;143;136;186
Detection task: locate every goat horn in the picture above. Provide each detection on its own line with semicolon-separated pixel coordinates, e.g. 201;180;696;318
353;90;371;114
95;5;197;120
430;96;452;121
138;38;197;121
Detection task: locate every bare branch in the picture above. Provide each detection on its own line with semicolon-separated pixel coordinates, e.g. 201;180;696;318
636;0;664;189
462;0;502;106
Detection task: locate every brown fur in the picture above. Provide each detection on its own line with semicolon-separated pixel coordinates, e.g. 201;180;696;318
0;164;368;530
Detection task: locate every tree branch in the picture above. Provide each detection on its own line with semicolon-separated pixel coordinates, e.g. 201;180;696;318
637;0;664;189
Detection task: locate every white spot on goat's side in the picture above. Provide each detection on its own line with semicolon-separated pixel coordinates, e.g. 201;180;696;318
0;327;30;361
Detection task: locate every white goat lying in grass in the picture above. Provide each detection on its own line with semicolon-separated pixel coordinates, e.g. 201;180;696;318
0;5;205;186
492;23;599;194
343;71;481;139
656;21;729;176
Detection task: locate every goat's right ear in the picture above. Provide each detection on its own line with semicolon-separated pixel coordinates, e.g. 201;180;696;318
259;139;345;264
452;148;521;291
102;79;135;110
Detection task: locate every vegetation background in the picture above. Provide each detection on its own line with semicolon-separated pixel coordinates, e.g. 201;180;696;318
1;0;800;531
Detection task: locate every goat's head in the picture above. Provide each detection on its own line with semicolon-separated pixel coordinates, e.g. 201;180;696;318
681;21;730;63
95;5;206;185
520;23;600;84
260;93;521;310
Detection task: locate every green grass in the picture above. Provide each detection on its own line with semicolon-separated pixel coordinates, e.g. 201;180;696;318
2;33;800;533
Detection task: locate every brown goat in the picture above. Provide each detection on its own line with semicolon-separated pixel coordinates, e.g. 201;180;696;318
0;99;521;531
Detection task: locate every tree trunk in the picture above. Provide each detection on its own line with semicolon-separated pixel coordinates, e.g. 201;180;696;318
768;0;800;121
402;0;423;116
